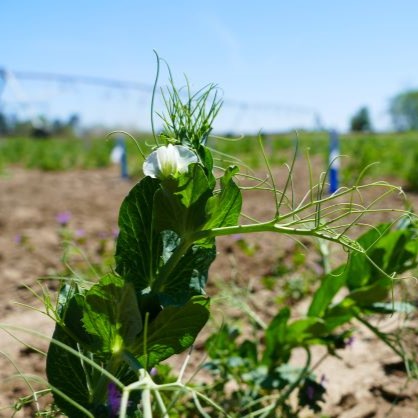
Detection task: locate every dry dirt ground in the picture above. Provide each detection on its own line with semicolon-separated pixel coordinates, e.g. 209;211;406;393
0;163;418;417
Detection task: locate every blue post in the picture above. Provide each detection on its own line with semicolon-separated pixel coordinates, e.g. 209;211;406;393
117;137;128;179
111;137;128;179
329;130;339;194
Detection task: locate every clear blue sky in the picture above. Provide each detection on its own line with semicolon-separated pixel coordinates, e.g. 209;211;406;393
1;1;418;133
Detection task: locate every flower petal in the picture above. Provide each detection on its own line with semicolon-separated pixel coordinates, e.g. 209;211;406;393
142;144;198;179
176;145;199;173
143;148;161;178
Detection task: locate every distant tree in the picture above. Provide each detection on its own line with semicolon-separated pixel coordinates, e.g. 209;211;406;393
390;89;418;131
68;113;80;129
0;111;8;135
350;106;372;132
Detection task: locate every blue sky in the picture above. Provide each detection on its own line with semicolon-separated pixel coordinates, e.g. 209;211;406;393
1;1;418;133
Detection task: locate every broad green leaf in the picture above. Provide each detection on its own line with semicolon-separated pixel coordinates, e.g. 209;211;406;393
262;307;291;366
346;224;389;289
346;224;417;290
198;145;216;188
154;164;212;237
310;223;418;319
204;165;242;229
285;317;327;344
377;229;418;274
55;284;97;350
239;340;258;365
82;274;142;354
156;233;216;305
307;265;346;317
133;295;210;368
345;252;372;290
322;299;357;330
343;277;392;307
115;176;162;291
46;325;91;417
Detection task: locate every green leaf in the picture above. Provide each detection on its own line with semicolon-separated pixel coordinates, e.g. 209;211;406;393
346;224;389;290
56;284;97;350
115;177;162;291
82;274;142;354
156;231;216;304
376;229;418;274
346;224;418;290
204;165;242;229
133;295;210;368
116;166;218;307
205;324;240;359
307;265;346;318
154;164;212;237
350;279;392;305
46;325;92;417
262;307;291;366
285;317;327;344
198;145;216;188
322;299;357;331
367;301;416;314
309;222;418;319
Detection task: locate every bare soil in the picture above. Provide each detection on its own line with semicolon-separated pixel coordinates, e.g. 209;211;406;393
0;163;417;417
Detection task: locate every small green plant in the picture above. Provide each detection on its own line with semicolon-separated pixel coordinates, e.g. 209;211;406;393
2;59;417;417
195;219;418;417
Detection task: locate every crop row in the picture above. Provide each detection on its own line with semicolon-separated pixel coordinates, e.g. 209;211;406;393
1;131;418;188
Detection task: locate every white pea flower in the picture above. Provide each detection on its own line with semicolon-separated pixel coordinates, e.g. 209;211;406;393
143;144;199;179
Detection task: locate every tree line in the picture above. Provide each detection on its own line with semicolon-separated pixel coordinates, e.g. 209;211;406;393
351;89;418;132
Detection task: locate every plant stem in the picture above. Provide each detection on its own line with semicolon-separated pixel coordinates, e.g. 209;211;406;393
142;387;153;418
354;314;405;358
259;347;312;418
119;389;130;418
196;220;362;253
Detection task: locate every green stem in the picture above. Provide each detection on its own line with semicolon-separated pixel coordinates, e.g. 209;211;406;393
154;218;363;297
142;387;153;418
119;389;130;418
354;314;405;358
196;220;362;253
259;347;312;418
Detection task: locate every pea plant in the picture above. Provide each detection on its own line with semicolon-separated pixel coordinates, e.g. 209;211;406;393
6;64;418;418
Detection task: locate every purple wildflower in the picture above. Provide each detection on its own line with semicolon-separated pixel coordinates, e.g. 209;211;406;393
108;383;122;417
150;367;158;376
75;229;85;238
14;234;22;245
345;336;355;347
112;228;119;239
306;384;315;400
232;234;243;241
56;211;71;226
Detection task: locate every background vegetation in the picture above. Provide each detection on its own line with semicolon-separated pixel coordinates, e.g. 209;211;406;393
2;130;418;190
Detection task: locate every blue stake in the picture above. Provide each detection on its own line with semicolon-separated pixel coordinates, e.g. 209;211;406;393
111;137;128;179
118;137;128;179
329;130;339;194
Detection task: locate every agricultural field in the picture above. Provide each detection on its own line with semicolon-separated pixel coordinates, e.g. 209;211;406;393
1;125;418;417
2;130;418;189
